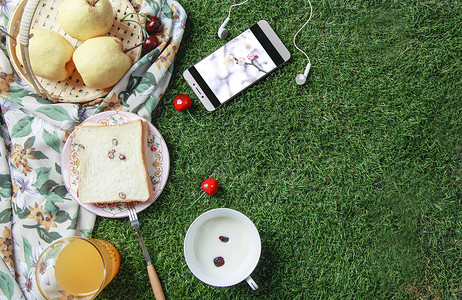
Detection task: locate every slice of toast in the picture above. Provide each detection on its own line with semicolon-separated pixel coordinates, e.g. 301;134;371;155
75;119;153;204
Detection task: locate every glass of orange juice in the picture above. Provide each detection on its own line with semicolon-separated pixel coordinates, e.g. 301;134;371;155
36;236;121;299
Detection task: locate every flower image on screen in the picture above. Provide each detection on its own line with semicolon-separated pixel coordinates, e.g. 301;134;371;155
194;29;277;103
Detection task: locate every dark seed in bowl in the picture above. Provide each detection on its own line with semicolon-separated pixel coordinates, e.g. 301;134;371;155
218;236;229;243
213;256;225;267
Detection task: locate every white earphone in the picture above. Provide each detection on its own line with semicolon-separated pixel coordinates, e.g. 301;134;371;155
294;0;313;85
218;0;249;39
296;62;312;85
218;0;313;85
218;16;230;39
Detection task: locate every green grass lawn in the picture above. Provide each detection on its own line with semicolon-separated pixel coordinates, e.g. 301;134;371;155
94;0;461;298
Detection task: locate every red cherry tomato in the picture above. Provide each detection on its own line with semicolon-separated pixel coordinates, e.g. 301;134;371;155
174;94;192;111
201;178;219;196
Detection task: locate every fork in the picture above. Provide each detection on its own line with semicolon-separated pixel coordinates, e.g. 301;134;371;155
126;202;165;300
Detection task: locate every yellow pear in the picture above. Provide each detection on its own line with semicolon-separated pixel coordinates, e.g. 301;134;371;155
16;29;75;81
58;0;114;40
73;36;132;89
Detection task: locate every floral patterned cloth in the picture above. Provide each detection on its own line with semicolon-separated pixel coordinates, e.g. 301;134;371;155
0;0;186;299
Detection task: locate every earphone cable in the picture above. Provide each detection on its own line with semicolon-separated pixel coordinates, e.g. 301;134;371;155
293;0;313;65
227;0;250;18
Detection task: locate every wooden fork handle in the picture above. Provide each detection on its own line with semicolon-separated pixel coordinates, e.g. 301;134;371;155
147;263;165;300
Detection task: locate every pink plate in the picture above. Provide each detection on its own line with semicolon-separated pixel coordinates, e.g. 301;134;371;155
61;111;170;218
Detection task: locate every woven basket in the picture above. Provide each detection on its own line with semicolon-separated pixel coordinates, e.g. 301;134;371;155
6;0;143;103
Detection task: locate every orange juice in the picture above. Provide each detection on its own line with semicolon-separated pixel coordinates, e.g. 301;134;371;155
55;239;105;296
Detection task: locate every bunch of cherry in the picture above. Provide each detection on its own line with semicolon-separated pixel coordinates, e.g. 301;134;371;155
122;13;162;52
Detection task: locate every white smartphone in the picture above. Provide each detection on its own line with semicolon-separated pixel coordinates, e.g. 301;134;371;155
183;20;291;111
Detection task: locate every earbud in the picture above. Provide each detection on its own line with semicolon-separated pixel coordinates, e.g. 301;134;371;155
296;63;311;85
218;17;230;39
293;0;313;86
218;0;249;39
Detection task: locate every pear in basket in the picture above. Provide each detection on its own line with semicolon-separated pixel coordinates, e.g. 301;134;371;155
73;36;132;89
58;0;114;40
15;29;75;81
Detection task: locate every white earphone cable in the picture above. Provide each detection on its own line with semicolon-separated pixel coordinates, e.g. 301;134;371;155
293;0;313;65
227;0;250;18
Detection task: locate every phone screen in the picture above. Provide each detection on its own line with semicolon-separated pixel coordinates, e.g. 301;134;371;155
194;28;277;103
187;23;285;107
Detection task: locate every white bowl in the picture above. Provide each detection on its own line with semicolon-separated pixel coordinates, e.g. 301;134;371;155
184;208;261;290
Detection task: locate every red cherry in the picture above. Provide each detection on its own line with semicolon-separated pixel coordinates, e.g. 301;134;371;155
174;94;192;112
143;36;160;51
186;177;218;210
146;16;162;34
123;36;160;53
201;178;218;196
